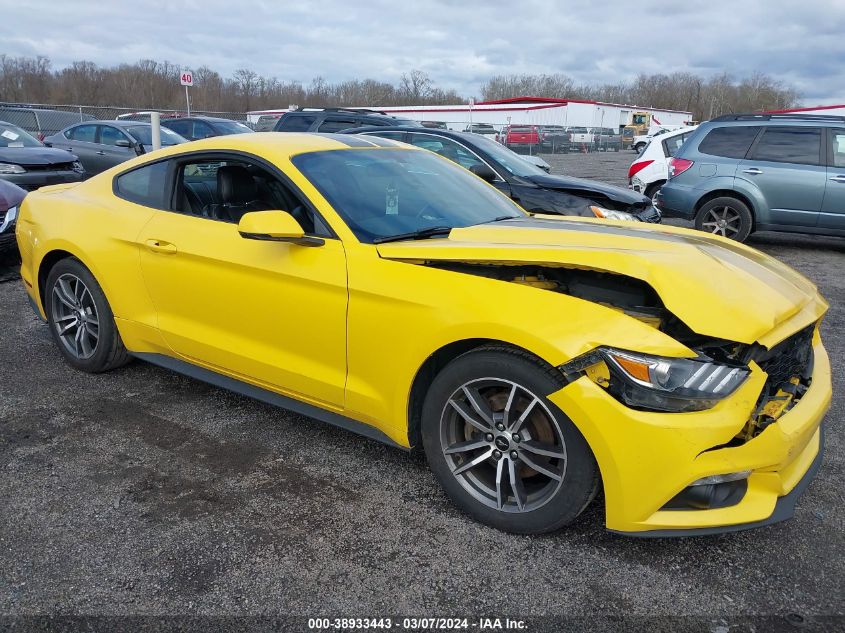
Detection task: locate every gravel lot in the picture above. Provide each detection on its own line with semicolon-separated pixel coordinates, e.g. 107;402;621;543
1;151;843;631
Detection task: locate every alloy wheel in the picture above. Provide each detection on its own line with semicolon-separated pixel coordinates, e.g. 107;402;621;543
439;378;567;513
51;273;99;359
701;206;742;238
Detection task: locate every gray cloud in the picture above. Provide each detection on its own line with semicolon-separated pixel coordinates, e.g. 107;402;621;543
1;0;843;103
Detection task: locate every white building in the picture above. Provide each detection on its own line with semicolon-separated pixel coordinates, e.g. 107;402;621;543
247;96;694;131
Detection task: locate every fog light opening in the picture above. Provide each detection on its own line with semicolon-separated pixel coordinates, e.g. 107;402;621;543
663;472;751;511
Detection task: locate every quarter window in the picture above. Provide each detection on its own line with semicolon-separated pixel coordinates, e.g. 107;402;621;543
115;161;169;208
750;127;821;165
698;126;760;159
663;132;691;158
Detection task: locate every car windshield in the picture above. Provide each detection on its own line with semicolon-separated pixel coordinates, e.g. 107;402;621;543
213;120;253;134
125;125;185;146
468;134;546;178
0;122;42;147
293;148;525;243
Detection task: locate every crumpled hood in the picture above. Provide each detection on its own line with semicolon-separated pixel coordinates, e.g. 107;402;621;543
376;216;826;346
0;146;78;166
525;173;649;207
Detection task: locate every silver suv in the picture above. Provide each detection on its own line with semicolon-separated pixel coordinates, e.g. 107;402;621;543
657;113;845;241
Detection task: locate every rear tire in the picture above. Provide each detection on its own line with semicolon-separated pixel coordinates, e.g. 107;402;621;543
45;257;131;373
694;196;753;242
634;143;646;153
644;182;664;209
421;346;599;534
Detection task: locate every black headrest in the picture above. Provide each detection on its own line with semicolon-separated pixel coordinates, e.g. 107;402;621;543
217;165;257;204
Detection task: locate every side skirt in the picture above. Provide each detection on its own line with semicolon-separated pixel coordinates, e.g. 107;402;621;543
131;352;408;451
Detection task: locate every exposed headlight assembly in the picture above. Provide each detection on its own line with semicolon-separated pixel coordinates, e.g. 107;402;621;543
0;163;25;174
563;348;750;413
590;205;636;222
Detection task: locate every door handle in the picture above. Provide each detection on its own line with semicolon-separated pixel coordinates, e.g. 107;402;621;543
96;151;105;155
144;239;177;254
829;175;845;183
742;168;763;175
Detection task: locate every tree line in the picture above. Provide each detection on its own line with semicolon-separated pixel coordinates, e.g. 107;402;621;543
0;54;800;120
480;72;801;120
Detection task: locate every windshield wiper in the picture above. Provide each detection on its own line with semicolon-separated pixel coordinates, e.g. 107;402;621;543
483;215;520;224
373;226;453;244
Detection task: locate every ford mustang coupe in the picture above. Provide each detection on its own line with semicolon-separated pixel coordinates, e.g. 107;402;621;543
16;133;830;536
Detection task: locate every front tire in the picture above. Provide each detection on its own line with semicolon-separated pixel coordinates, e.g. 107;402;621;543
45;257;130;373
421;346;599;534
694;196;753;242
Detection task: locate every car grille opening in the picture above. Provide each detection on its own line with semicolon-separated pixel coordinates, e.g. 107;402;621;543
20;162;76;172
755;325;814;396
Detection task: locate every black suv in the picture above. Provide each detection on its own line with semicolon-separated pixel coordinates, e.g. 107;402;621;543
273;108;422;133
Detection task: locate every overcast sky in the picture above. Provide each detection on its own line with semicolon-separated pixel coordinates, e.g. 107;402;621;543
3;0;843;105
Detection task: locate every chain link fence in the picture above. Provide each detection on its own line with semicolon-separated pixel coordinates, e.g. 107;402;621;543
0;101;252;139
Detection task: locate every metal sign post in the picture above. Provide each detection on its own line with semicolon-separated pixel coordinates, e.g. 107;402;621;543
180;70;193;115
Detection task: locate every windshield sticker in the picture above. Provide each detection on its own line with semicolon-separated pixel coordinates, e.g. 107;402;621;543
386;181;399;215
1;130;20;140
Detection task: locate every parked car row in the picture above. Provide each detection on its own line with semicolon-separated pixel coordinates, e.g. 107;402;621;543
502;125;622;154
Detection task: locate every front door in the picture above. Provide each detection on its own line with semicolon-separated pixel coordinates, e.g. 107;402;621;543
737;126;826;228
137;155;348;408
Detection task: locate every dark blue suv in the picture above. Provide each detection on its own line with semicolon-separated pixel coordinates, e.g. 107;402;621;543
657;113;845;241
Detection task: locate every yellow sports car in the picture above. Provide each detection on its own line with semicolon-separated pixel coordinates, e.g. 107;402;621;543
16;133;830;536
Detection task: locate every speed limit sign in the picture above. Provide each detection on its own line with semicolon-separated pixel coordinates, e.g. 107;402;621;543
180;70;193;86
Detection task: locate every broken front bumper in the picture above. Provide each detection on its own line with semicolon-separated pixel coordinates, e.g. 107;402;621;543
548;331;831;536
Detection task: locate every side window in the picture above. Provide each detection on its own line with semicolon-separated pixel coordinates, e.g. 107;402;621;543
750;127;821;165
830;129;845;168
663;132;691;158
277;114;316;131
317;118;358;133
698;126;760;159
115;161;169;208
98;125;129;146
406;134;485;171
164;120;191;138
68;125;98;143
173;156;328;236
192;121;215;139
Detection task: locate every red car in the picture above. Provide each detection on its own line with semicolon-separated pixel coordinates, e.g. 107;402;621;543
504;125;541;151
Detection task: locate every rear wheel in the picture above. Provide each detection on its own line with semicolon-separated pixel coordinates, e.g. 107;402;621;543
634;143;646;153
45;257;130;372
694;196;753;242
644;182;664;209
421;346;599;534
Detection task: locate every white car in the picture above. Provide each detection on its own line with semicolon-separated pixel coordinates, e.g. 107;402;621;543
631;127;673;153
628;125;698;205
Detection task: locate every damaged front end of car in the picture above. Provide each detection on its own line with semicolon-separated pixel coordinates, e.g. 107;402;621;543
377;218;831;535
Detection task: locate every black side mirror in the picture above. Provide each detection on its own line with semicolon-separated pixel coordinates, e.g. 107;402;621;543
470;163;498;183
115;139;131;148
